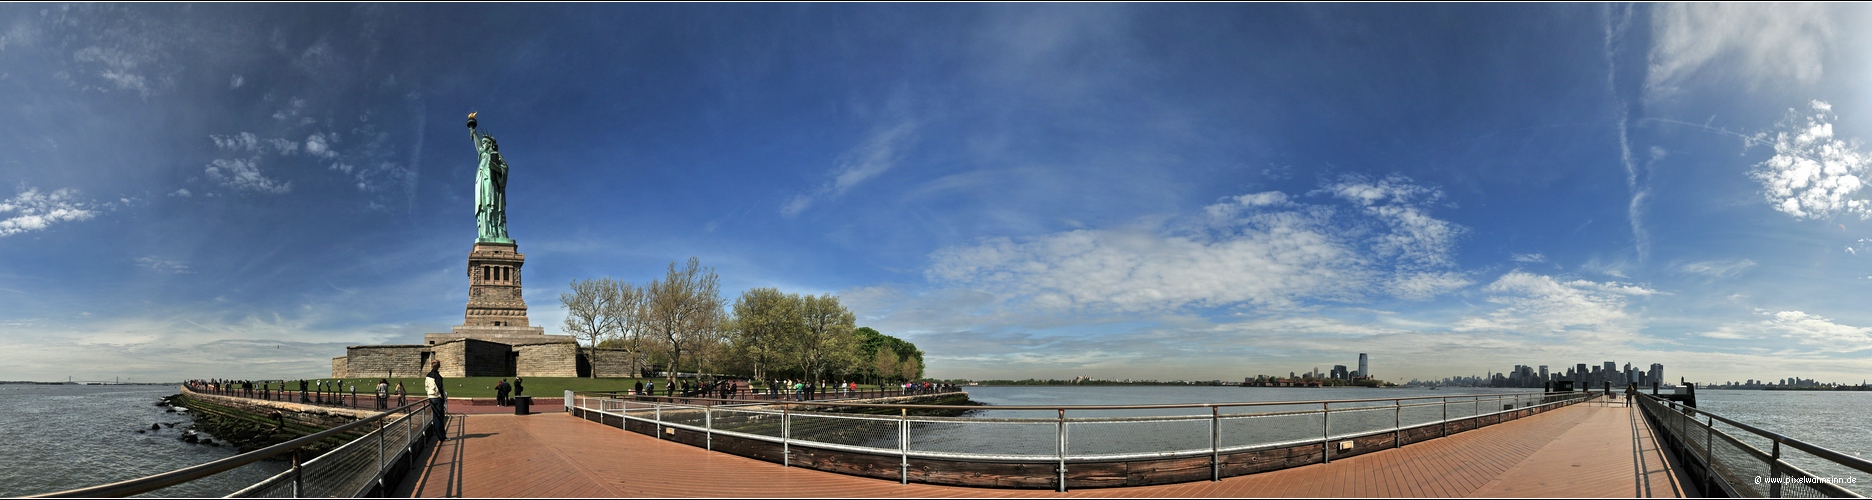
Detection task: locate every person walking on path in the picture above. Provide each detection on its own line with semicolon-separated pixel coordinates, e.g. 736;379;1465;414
495;379;510;406
396;381;407;407
376;379;390;411
426;361;448;441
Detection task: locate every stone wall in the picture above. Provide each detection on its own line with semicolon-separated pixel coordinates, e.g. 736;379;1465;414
515;342;578;377
432;338;510;378
342;345;428;379
589;347;632;378
331;357;349;378
180;385;371;428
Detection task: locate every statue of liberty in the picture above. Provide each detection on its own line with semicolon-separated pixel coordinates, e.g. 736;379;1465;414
467;112;512;244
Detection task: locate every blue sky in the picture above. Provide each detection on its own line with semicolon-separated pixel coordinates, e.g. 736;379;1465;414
3;4;1870;384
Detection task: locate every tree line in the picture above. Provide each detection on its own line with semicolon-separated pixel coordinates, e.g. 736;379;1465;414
558;257;925;386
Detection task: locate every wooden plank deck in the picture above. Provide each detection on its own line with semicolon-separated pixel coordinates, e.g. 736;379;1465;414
394;399;1687;498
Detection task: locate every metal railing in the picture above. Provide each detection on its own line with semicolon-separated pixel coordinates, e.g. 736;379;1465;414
29;389;437;498
1636;393;1871;498
185;382;416;412
574;389;1590;491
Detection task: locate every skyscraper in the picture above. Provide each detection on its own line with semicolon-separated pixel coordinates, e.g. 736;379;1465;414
1539;365;1548;381
1358;353;1369;379
1650;363;1663;386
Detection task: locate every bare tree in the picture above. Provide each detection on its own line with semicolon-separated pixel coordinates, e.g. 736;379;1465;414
561;277;646;378
871;348;899;385
643;257;724;386
792;293;857;386
560;277;617;378
729;287;798;383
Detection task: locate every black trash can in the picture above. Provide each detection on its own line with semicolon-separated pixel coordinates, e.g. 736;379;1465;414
514;396;532;415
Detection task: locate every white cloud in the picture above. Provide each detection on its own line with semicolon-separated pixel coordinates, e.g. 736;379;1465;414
1647;3;1835;98
211;132;297;155
1452;271;1657;340
1677;259;1757;278
229;73;243;89
204;158;291;194
1702;311;1872;352
1511;253;1547;263
168;188;190;197
1751;101;1870;219
305;133;338;158
134;256;190;274
925;177;1470;313
1319;175;1463;268
781;120;915;217
72;45;154;95
0;186;97;238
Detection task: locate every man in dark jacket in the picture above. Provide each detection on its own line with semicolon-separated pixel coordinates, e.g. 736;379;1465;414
495;379;510;407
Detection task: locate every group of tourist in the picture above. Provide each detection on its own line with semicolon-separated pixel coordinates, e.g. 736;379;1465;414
899;381;952;395
492;377;524;406
186;377;411;409
185;363;452;447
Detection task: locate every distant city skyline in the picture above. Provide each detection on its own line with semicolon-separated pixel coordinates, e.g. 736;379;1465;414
4;4;1872;383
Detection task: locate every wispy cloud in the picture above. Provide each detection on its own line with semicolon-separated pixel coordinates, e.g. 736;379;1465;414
1605;4;1650;262
1676;259;1756;279
925;176;1470;314
205;158;291;194
1699;311;1872;353
1512;253;1547;263
1646;3;1835;99
0;186;98;238
1452;271;1658;342
135;256;191;274
782;120;917;217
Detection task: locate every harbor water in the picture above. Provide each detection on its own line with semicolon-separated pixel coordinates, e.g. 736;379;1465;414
0;384;288;498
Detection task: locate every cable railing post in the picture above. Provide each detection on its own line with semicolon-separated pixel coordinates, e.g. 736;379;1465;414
782;406;791;467
705;404;713;451
1321;402;1331;464
290;449;302;498
1056;408;1067;492
1441;397;1448;438
1394;398;1402;448
900;408;909;485
655;402;663;440
376;417;386;494
1705;415;1716;495
1210;406;1220;481
1768;439;1783;498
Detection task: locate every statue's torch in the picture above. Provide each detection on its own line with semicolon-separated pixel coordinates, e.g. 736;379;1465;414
467;111;478;129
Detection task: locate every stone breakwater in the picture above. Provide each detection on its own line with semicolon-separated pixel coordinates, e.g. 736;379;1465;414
170;386;374;456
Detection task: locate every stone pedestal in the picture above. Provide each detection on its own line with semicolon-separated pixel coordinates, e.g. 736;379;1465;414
424;241;572;348
464;242;532;327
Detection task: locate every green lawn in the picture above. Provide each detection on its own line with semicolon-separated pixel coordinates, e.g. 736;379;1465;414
291;377;894;399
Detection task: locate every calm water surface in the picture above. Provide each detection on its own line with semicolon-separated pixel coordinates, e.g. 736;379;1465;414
0;384;288;497
903;386;1868;492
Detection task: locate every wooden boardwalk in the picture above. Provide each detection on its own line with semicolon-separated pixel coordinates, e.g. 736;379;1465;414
395;399;1688;498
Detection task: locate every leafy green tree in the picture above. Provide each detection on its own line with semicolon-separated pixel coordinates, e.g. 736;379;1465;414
729;287;798;383
792;294;857;385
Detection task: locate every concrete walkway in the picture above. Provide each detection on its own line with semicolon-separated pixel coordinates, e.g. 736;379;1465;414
395;399;1687;498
